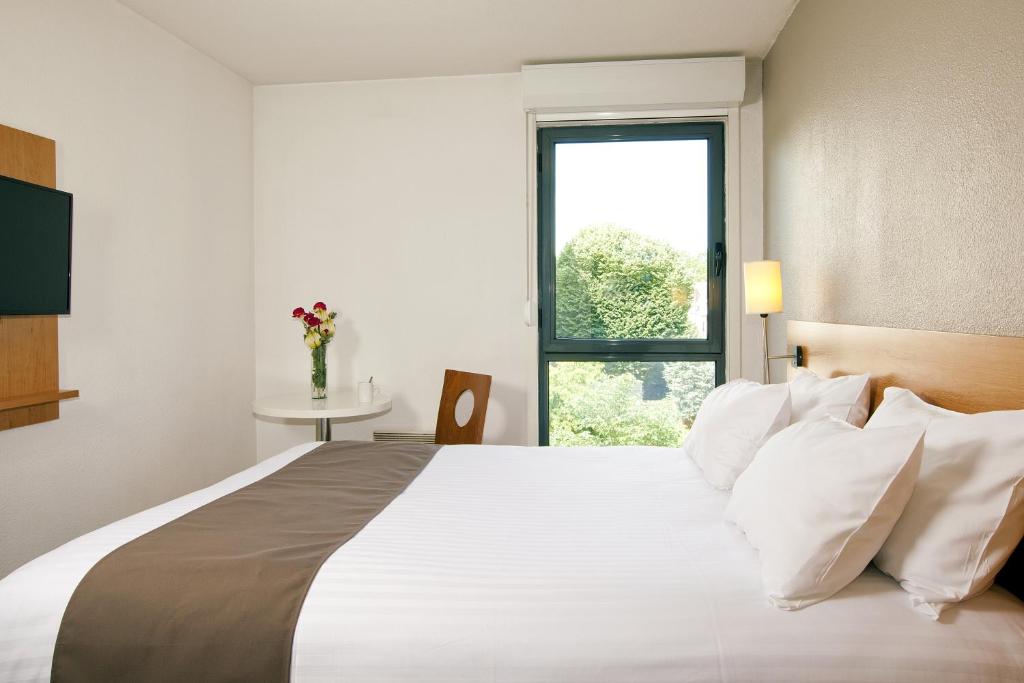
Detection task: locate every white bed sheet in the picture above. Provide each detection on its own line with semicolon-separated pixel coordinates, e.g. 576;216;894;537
2;443;1023;682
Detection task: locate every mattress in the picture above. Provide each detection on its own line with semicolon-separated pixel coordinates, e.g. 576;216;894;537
2;443;1023;682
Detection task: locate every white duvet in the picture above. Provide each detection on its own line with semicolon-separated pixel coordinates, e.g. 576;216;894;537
2;443;1023;682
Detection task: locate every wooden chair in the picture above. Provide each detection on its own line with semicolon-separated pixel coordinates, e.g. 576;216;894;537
434;369;492;445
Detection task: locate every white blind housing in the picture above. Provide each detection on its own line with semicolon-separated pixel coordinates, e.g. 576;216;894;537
521;57;746;113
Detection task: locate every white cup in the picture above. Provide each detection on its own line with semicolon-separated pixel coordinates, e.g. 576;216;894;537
357;381;380;404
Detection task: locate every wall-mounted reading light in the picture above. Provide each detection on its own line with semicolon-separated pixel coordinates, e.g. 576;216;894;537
743;260;804;384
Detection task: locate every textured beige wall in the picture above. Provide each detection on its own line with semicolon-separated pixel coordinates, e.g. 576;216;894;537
764;0;1024;344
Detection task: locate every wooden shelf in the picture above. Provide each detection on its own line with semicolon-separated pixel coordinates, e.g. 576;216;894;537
0;124;68;431
0;389;79;412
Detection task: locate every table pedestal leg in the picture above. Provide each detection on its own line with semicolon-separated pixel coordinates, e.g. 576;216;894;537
316;418;331;442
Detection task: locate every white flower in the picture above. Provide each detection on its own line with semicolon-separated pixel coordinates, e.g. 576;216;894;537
304;330;322;349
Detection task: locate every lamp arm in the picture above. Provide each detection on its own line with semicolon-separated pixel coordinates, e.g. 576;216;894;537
759;313;805;384
768;348;804;364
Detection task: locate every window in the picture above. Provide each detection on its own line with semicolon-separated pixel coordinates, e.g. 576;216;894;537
538;122;725;446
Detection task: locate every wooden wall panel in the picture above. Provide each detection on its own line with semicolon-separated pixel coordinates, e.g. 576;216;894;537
787;320;1024;414
0;123;62;430
0;126;56;186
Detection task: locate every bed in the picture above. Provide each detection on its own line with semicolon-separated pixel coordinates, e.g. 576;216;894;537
1;321;1023;682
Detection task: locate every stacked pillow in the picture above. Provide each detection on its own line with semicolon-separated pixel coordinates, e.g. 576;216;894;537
684;371;869;490
725;416;924;609
684;372;1024;614
788;368;870;427
682;379;790;490
867;387;1024;617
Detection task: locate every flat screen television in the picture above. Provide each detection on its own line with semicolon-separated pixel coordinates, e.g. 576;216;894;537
0;174;73;315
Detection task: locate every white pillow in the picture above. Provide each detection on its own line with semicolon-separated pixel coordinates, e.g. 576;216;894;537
683;379;790;490
867;387;1024;618
789;368;871;427
726;416;924;610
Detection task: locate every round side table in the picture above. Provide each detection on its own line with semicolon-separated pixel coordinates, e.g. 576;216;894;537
252;391;391;441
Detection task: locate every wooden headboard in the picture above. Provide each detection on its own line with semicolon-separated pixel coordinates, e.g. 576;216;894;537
787;320;1024;413
786;320;1024;599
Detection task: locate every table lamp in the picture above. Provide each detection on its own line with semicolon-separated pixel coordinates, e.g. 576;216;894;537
743;260;802;384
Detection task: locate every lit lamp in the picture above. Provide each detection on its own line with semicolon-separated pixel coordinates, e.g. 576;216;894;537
743;260;803;384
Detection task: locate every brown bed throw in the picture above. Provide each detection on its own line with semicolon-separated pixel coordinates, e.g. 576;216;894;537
52;440;440;683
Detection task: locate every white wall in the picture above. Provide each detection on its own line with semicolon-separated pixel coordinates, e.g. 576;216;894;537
254;74;531;458
0;0;254;577
254;68;767;458
737;59;769;382
765;0;1024;343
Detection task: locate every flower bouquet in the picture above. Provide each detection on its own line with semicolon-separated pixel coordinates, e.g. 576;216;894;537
291;301;338;399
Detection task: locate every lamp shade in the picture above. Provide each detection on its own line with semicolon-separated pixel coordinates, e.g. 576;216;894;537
744;260;784;314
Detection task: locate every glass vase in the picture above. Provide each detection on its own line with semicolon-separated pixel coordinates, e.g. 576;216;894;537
311;344;327;399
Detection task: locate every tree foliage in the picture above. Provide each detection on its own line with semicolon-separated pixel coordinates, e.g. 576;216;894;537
555;224;698;339
548;224;715;446
663;361;716;427
548;362;685;447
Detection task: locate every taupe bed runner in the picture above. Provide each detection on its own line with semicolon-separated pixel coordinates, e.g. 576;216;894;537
52;440;440;683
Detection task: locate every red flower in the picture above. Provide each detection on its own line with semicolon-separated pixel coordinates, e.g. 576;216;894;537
292;307;305;318
313;301;327;311
304;313;321;326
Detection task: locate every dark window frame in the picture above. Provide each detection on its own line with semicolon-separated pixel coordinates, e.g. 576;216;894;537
537;121;727;445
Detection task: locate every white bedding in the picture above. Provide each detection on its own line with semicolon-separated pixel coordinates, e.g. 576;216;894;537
2;443;1023;682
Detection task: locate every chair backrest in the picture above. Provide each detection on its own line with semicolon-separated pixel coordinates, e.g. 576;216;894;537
434;369;492;445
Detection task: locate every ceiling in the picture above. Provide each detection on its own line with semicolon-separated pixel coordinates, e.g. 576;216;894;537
117;0;798;85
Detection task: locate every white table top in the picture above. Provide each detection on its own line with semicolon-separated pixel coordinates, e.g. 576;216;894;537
252;391;391;419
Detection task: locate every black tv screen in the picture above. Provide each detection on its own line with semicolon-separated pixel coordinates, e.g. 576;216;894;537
0;174;72;315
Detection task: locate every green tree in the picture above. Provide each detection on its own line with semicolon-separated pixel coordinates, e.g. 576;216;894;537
555;225;697;339
548;362;685;447
549;224;715;446
663;361;716;427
